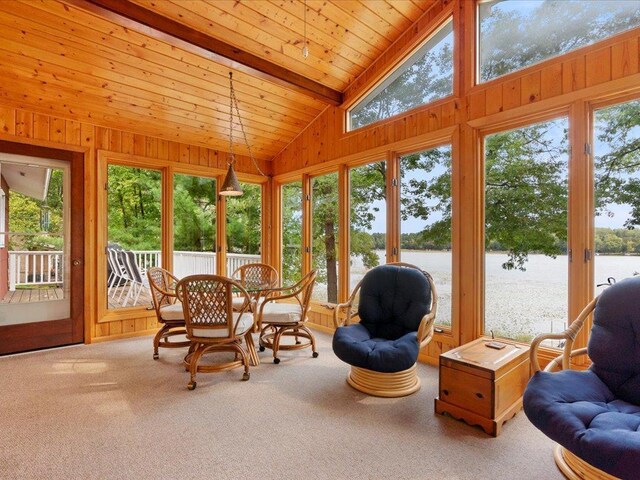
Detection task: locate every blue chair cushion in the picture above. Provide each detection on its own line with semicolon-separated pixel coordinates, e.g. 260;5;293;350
358;264;431;340
332;323;419;373
524;369;640;480
588;276;640;405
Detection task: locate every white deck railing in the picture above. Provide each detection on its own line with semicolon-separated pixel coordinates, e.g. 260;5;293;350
8;250;261;290
8;251;64;291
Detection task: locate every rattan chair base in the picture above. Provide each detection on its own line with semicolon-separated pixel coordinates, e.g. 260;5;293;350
554;445;620;480
183;339;250;390
347;364;421;398
153;323;190;359
260;331;313;351
259;324;317;362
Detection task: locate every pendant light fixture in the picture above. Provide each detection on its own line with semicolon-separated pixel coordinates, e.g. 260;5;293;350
220;71;266;196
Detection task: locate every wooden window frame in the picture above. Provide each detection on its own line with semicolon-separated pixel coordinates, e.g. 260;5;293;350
96;150;267;323
272;127;459;346
396;142;456;335
345;13;456;133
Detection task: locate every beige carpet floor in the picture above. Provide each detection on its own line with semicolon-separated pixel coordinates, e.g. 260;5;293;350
0;331;562;480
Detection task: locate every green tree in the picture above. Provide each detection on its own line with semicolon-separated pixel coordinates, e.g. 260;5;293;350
595;101;640;228
350;162;386;269
485;122;568;270
400;147;452;250
312;173;339;303
282;182;303;285
107;165;161;250
9;169;64;251
226;182;261;255
173;174;216;252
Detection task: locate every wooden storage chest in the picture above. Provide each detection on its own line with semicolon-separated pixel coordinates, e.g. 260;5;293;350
434;337;531;436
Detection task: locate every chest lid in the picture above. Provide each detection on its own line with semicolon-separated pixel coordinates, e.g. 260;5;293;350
440;337;530;380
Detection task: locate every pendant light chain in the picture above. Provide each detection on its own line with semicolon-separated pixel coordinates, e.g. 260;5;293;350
228;72;267;177
228;72;235;165
302;0;309;58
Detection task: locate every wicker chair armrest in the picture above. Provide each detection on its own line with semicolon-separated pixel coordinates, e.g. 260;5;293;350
262;287;301;305
257;289;302;322
543;347;589;372
333;281;363;328
261;273;309;301
232;287;252;335
333;300;355;328
155;285;178;299
530;296;598;373
417;312;436;349
530;332;572;373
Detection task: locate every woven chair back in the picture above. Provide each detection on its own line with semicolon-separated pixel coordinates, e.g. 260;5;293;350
233;263;278;290
177;275;247;338
147;267;177;310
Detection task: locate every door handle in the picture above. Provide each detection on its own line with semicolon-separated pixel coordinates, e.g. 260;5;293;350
72;259;82;266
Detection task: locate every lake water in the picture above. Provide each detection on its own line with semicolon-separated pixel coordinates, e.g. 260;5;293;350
327;251;640;342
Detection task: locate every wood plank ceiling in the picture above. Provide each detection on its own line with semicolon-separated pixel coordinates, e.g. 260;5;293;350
0;0;436;161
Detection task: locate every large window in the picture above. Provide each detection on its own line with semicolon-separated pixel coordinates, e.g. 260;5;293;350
226;182;262;274
400;146;452;327
484;118;569;342
348;19;453;131
478;0;640;83
312;172;339;303
106;165;161;310
594;99;640;288
173;174;216;278
281;181;303;286
349;161;386;291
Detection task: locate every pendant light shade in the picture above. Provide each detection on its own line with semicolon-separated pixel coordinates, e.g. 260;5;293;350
220;161;242;196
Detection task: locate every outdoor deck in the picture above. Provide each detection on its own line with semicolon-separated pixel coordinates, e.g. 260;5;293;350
1;287;65;304
1;286;153;309
107;285;153;310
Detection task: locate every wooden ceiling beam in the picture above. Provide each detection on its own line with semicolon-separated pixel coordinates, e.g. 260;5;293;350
66;0;343;106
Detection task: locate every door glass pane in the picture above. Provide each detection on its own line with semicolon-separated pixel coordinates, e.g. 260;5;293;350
282;181;302;286
107;165;161;310
350;161;386;292
173;174;216;278
594;99;640;288
312;172;339;303
484;118;569;343
400;146;452;327
226;182;261;275
0;154;70;325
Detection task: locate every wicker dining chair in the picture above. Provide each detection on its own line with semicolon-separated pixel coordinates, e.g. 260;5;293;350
231;262;279;311
147;267;190;360
255;269;317;364
176;274;254;390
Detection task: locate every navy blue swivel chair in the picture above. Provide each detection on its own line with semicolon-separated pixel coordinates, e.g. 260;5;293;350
332;263;437;397
524;276;640;480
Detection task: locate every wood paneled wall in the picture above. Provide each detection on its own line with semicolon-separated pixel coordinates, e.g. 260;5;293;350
272;1;640;364
0;105;270;342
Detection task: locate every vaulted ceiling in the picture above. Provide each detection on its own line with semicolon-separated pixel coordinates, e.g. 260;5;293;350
0;0;437;160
